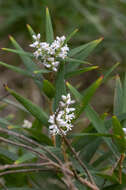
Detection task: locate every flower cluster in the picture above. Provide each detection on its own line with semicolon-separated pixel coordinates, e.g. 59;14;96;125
22;120;32;129
48;94;75;136
29;34;69;72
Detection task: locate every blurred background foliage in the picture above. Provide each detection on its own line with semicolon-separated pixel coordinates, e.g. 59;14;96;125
0;0;126;114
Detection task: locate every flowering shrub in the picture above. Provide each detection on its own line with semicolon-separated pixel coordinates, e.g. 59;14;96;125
0;8;126;190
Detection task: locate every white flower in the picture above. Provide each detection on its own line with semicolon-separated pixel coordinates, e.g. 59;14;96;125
123;128;126;134
48;93;75;136
22;120;32;129
29;34;69;72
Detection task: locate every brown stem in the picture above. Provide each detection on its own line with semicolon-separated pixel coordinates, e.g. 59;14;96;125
0;136;59;169
0;168;51;177
51;135;56;147
62;133;96;186
0;162;50;171
119;153;125;184
61;137;69;163
0;181;8;190
0;127;62;165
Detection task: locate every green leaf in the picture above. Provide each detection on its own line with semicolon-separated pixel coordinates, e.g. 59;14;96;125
114;75;123;116
103;62;120;83
26;128;52;145
80;138;102;163
53;64;66;111
66;82;82;101
76;76;103;118
5;86;49;126
85;105;118;157
67;83;118;157
26;24;36;37
2;48;33;57
33;69;50;74
46;7;54;43
65;66;98;79
123;71;126;113
42;79;55;99
70;133;115;138
67;37;103;72
32;118;43;131
93;151;112;167
3;99;28;113
65;57;91;65
9;35;43;89
69;37;103;58
14;152;36;164
0;61;34;78
15;147;45;164
64;28;78;44
0;147;18;162
112;116;126;153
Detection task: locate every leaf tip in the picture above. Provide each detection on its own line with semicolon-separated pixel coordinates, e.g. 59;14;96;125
9;35;14;42
46;7;49;14
3;84;9;91
112;115;117;120
96;37;104;44
99;75;104;80
7;125;13;129
26;24;30;28
66;81;69;86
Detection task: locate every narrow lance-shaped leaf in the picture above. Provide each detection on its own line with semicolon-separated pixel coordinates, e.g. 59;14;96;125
65;66;98;79
67;37;103;72
69;37;103;58
67;82;118;157
76;76;103;119
2;48;33;57
26;24;36;37
123;71;126;113
114;75;123;116
9;35;43;89
4;85;49;126
42;79;55;99
65;57;91;65
0;61;34;78
102;62;120;83
64;28;78;44
53;63;66;111
46;7;54;43
112;116;126;153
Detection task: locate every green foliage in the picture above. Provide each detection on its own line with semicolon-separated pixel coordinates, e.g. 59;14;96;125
0;6;126;190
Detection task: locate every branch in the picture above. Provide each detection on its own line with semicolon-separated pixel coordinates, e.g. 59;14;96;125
0;168;50;177
0;127;62;165
55;123;96;186
0;136;60;170
0;162;50;171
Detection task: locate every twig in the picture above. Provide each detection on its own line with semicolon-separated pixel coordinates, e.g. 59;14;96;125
119;153;125;184
0;162;50;171
57;128;96;186
0;181;8;190
0;168;51;177
61;137;69;163
0;136;59;170
51;135;56;147
53;108;96;186
0;127;62;165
